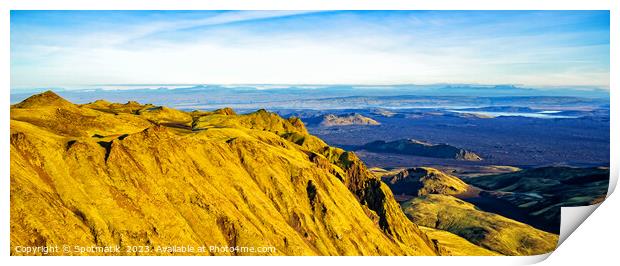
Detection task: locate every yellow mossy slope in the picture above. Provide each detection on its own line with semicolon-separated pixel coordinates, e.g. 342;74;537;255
418;226;499;256
10;91;438;256
402;194;558;256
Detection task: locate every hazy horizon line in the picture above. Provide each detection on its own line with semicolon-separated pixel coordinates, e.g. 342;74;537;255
10;83;611;92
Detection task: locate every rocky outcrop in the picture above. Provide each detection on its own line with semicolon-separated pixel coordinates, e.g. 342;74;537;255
382;167;469;197
307;113;380;127
361;139;482;161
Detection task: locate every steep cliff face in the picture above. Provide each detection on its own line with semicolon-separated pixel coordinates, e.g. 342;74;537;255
10;91;437;256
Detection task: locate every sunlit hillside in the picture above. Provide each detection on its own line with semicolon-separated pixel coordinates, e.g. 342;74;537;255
11;91;444;255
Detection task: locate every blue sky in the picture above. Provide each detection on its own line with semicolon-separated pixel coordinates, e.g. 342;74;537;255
10;11;610;90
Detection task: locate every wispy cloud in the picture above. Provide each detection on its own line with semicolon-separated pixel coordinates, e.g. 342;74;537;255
10;11;610;89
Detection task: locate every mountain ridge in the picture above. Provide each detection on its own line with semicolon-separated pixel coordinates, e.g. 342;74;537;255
10;91;438;255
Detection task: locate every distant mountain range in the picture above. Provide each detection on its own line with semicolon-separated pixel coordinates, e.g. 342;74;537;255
10;84;609;111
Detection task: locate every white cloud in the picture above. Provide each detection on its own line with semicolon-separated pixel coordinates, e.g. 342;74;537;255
10;11;610;89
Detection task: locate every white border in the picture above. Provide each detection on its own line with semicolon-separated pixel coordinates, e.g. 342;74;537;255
1;1;616;265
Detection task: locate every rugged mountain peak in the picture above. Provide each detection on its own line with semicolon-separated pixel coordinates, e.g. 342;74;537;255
287;116;308;133
125;100;142;106
213;107;236;116
91;99;112;106
232;109;309;134
13;90;74;109
383;167;469;197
